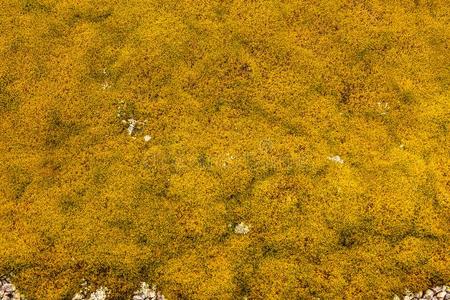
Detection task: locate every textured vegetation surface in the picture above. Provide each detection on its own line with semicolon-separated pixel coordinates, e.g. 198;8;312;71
0;0;449;299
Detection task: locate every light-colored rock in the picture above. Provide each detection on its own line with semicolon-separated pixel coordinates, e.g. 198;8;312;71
0;277;22;300
72;293;84;300
144;135;152;142
3;283;14;293
328;155;344;164
425;290;435;298
88;286;108;300
133;282;165;300
122;118;146;136
234;222;250;234
399;287;450;300
127;119;137;135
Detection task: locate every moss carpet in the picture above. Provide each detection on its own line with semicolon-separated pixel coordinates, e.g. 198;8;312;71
0;0;449;299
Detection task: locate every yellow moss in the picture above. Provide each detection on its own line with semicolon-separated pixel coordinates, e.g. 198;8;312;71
0;0;449;298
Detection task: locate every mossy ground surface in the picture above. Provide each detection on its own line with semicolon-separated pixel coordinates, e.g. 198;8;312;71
0;0;449;299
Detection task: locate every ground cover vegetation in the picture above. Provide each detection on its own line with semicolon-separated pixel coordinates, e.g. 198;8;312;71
0;0;449;298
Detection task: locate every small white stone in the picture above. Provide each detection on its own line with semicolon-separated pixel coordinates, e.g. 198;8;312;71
140;282;150;295
133;282;161;300
88;286;108;300
127;119;137;135
328;155;344;164
3;283;14;293
234;222;250;234
144;135;152;142
72;293;84;300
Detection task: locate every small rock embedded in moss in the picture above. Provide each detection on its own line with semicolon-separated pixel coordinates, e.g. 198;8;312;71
122;119;145;136
328;155;344;164
72;280;109;300
132;282;165;300
393;285;450;300
127;119;137;135
234;222;250;234
0;275;23;300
